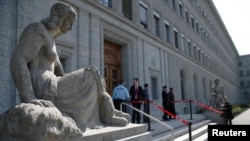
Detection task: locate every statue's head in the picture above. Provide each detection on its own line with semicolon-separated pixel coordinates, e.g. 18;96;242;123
42;2;77;34
214;78;220;85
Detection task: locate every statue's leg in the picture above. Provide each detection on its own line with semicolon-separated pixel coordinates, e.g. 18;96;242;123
55;66;104;131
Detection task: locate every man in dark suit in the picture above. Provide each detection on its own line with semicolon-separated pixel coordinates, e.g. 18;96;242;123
129;78;143;123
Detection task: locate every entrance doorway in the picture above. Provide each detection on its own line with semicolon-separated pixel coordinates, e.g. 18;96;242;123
104;40;122;95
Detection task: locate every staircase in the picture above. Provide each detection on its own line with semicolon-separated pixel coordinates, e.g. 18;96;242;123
152;120;217;141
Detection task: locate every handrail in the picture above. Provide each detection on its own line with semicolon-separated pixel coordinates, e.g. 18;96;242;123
121;102;175;141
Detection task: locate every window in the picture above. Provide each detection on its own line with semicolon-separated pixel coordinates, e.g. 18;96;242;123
248;81;250;87
239;61;242;66
188;40;191;56
122;0;132;20
140;3;148;29
202;52;205;64
201;10;204;18
200;26;203;38
243;60;249;66
179;2;183;17
165;22;170;43
198;49;201;62
247;70;250;76
191;16;194;29
193;45;197;59
244;91;249;100
100;0;112;8
172;0;176;10
239;71;243;77
195;22;199;33
154;13;160;37
185;9;189;23
181;35;185;52
174;29;178;48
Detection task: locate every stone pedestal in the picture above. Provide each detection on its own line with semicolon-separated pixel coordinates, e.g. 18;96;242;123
204;110;223;124
83;124;152;141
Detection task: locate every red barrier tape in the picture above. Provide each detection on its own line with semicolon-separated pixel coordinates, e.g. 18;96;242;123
171;99;223;114
129;99;223;124
190;100;223;114
129;100;146;104
148;100;189;125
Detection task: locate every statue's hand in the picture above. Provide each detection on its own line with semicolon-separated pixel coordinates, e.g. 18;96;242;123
29;99;55;108
90;126;103;129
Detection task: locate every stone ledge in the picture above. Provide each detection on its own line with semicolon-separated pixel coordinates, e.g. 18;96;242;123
82;123;149;141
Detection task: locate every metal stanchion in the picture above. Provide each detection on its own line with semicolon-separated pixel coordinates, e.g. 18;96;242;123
188;122;192;141
146;100;154;131
189;100;193;120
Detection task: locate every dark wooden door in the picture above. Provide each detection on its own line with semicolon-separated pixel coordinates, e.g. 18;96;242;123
104;40;122;95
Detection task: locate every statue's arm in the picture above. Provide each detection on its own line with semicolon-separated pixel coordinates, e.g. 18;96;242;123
54;56;64;76
10;26;45;103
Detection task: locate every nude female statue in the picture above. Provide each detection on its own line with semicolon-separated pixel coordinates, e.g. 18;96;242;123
10;2;129;132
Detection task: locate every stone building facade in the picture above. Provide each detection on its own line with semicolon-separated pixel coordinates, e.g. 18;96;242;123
0;0;240;114
238;55;250;104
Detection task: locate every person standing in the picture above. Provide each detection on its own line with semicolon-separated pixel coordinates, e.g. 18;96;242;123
112;79;130;112
222;101;234;125
142;83;150;123
168;87;176;119
129;78;143;123
162;85;169;120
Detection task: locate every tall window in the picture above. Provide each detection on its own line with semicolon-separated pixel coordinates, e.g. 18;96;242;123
244;92;249;100
240;81;245;88
247;81;250;87
140;3;148;29
202;52;205;64
165;22;170;43
122;0;132;20
191;16;195;29
172;0;176;10
100;0;112;8
154;13;160;37
174;30;178;48
243;60;249;66
188;41;191;56
185;9;189;23
180;70;186;100
193;45;197;59
239;71;243;77
195;22;199;33
198;49;201;62
181;35;185;52
179;2;183;17
239;61;242;66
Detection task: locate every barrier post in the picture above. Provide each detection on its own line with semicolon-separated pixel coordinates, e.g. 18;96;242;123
188;122;192;141
147;100;151;130
189;100;193;120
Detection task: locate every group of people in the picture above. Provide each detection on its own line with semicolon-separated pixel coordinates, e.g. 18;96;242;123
112;78;177;123
112;78;150;123
111;78;234;125
162;86;176;121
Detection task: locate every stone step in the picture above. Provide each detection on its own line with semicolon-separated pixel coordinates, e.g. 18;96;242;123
173;122;217;141
82;123;149;141
193;132;208;141
116;132;152;141
152;119;212;141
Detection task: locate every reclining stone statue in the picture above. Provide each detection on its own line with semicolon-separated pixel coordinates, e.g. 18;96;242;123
0;2;130;141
